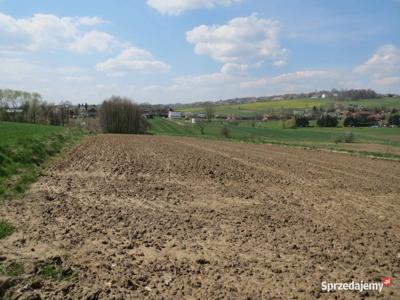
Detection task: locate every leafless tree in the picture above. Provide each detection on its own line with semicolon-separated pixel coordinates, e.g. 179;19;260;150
204;102;215;122
100;96;149;134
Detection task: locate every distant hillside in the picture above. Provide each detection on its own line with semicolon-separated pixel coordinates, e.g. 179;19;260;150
174;97;400;117
172;89;394;109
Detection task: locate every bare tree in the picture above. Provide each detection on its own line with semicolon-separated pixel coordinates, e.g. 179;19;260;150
196;120;207;135
29;93;42;123
204;102;215;122
100;96;149;134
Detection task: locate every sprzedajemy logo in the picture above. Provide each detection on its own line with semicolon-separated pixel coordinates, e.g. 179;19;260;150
321;277;392;293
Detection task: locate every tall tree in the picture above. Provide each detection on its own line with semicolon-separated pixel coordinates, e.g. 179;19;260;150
204;102;215;122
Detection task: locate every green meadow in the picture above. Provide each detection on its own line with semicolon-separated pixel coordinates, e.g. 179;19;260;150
176;97;400;116
148;118;400;158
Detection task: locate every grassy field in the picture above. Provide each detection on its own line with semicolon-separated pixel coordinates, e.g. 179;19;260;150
148;118;400;158
0;122;82;199
176;97;400;116
0;122;66;146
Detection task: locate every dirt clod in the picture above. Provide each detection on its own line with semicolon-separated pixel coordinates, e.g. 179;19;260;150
0;135;399;299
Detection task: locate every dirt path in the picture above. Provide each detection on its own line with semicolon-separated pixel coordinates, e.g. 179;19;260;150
1;135;399;299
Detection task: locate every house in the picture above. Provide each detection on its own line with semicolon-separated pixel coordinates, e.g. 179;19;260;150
87;107;97;118
168;110;182;119
262;114;272;121
226;114;238;121
272;96;283;101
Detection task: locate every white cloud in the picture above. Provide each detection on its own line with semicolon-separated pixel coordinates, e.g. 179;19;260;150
0;57;99;100
95;46;170;75
69;31;116;54
221;63;248;75
147;0;243;15
186;14;288;66
0;13;115;53
371;76;400;86
272;70;330;83
171;62;250;89
240;70;334;89
355;44;400;77
77;16;107;26
353;44;400;92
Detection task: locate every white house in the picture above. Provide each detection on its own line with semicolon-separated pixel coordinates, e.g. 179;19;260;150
168;111;182;119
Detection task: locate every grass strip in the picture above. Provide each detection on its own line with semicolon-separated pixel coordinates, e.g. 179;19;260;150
0;129;84;200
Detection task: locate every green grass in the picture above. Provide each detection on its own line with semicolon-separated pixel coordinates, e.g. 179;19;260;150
0;122;84;199
0;262;24;276
0;122;66;146
148;118;400;158
39;263;74;281
0;220;14;239
176;97;400;116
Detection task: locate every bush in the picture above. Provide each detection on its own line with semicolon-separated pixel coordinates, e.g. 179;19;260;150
333;132;355;144
343;116;356;127
344;115;377;127
388;114;400;126
317;115;338;127
196;121;206;135
295;116;309;127
282;118;295;129
220;125;230;138
100;96;149;134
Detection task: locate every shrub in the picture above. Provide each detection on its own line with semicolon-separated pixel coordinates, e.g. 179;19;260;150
100;96;149;134
220;125;230;138
295;116;309;127
343;116;356;127
196;121;206;135
334;132;355;144
317;115;338;127
344;114;377;127
282;117;296;129
388;114;400;126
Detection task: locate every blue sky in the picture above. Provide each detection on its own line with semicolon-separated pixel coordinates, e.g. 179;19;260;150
0;0;399;104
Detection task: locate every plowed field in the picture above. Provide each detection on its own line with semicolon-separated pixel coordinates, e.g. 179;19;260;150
1;135;399;299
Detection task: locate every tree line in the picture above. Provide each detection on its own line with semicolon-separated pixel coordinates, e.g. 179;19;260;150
0;90;149;133
0;89;69;125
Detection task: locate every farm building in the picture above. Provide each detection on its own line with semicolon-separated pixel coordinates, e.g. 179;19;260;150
262;114;272;121
226;114;239;121
168;110;182;119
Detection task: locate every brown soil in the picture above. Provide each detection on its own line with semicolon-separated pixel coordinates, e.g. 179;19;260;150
1;135;399;299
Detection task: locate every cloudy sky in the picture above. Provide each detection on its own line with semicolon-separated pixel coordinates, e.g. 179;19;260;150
0;0;399;104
